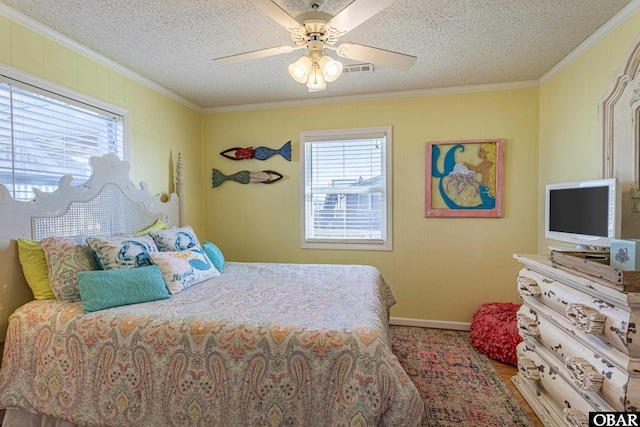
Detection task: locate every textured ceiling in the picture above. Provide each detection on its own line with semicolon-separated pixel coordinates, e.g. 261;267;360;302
0;0;635;110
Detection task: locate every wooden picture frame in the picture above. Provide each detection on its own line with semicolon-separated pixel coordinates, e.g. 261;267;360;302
425;139;504;218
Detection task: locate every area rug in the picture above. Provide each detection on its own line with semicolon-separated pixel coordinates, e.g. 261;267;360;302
390;326;534;427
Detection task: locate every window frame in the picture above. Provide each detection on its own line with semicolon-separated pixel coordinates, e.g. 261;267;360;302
299;126;393;251
0;64;130;199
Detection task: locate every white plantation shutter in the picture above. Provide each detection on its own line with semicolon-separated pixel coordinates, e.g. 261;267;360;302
0;76;125;200
300;126;392;250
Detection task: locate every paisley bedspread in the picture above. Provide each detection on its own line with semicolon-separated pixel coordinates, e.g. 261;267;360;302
0;262;424;426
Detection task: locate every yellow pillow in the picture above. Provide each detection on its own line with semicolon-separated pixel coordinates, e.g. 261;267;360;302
17;238;55;300
133;219;168;236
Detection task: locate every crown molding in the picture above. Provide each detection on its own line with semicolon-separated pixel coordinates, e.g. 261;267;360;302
540;0;640;84
204;80;540;113
0;3;202;112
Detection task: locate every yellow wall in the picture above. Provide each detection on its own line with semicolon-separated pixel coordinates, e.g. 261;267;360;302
204;88;540;322
539;11;640;253
0;15;204;234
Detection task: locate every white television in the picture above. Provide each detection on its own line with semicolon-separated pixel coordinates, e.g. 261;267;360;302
545;178;621;251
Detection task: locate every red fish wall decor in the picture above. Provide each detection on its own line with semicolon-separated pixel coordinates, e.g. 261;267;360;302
219;141;291;161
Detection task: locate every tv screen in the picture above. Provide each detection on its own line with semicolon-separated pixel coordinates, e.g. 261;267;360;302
545;178;620;250
548;186;609;237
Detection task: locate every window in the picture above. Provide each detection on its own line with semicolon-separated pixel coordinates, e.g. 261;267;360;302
300;126;392;250
0;69;127;201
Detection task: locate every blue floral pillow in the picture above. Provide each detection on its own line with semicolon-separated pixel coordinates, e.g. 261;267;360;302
87;234;159;270
149;225;200;252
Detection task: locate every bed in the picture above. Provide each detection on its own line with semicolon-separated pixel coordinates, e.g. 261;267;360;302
0;154;424;426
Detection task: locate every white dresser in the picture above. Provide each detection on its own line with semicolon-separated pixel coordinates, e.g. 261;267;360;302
512;253;640;427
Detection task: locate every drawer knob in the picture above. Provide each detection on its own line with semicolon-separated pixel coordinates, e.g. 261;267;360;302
565;357;604;392
516;313;540;337
517;357;540;380
563;408;588;427
566;303;606;335
517;276;541;296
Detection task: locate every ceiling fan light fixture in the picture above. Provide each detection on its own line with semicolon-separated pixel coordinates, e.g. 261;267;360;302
319;55;343;82
306;63;327;92
214;0;418;96
288;56;312;83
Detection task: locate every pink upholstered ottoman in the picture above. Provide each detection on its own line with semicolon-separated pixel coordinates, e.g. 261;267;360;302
470;302;522;366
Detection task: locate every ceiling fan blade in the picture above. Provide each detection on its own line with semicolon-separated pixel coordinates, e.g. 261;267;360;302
213;45;302;65
328;0;397;33
245;0;303;31
335;43;416;71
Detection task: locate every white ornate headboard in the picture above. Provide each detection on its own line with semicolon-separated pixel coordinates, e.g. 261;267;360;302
0;154;183;343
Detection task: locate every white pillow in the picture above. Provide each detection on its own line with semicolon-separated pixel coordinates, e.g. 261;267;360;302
149;247;220;294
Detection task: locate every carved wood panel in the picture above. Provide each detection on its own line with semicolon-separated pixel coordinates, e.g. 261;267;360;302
600;35;640;238
601;35;640;203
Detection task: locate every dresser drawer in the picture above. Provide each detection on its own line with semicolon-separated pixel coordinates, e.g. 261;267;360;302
517;303;640;411
515;341;612;426
517;267;639;356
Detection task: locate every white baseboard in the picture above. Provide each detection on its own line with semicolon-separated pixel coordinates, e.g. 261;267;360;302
390;317;471;331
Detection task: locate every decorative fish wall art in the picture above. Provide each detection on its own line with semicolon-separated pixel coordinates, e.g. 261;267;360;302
212;169;283;188
219;141;291;161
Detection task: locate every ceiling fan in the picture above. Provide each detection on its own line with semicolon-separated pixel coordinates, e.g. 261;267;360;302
213;0;417;92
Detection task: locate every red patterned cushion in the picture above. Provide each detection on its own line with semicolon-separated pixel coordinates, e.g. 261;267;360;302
470;302;522;366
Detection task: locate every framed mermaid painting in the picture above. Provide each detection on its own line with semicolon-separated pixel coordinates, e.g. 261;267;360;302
425;139;504;218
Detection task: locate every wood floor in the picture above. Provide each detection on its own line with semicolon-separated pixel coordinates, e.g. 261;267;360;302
490;359;544;427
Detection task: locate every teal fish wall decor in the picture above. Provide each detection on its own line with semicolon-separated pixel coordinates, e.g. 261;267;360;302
212;169;284;188
219;141;291;161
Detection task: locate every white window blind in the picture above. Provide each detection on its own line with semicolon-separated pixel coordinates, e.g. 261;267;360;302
300;126;392;250
0;78;124;201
